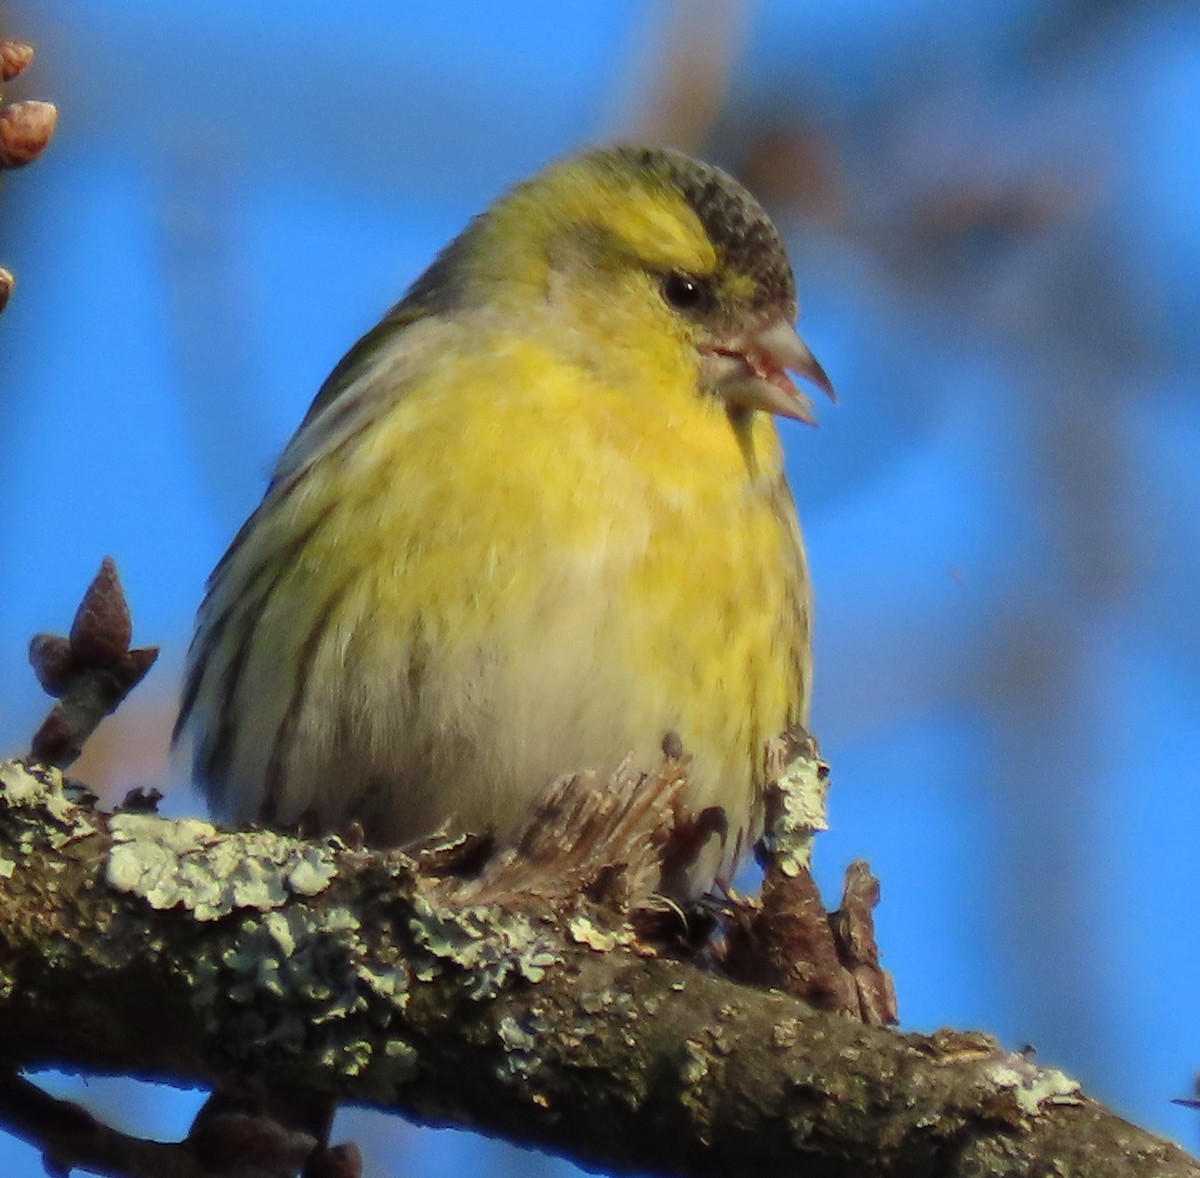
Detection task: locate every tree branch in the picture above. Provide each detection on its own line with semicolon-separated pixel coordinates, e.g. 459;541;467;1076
0;759;1194;1178
0;1073;306;1178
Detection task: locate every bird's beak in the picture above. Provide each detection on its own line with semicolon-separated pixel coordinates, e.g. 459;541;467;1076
702;318;837;426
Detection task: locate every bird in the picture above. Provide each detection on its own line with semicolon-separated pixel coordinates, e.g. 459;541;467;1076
174;144;834;899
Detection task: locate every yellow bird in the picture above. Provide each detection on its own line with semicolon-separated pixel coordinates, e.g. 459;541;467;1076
175;145;834;898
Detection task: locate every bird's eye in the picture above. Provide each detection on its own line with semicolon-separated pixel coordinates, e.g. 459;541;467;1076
661;272;710;314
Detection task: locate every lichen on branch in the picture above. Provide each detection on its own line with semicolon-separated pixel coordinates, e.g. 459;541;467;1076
0;756;1195;1178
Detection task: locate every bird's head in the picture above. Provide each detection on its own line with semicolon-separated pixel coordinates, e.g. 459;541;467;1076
432;144;836;425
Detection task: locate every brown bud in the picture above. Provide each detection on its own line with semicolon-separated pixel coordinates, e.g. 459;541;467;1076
0;267;12;315
0;99;57;169
29;633;74;696
69;557;133;666
117;645;160;692
0;42;35;83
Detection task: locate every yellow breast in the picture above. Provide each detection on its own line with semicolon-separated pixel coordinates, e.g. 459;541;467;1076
190;315;811;892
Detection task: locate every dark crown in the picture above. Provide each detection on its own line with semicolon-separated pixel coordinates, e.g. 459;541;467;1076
598;145;797;315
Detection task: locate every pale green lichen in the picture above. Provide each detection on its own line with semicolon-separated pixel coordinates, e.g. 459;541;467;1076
986;1056;1084;1117
106;814;337;920
759;740;829;877
329;1038;373;1075
496;1012;554;1086
0;759;99;848
3;761;431;1093
385;1037;420;1081
681;1037;711;1085
194;895;413;1088
409;893;561;1000
1;759;64;811
361;960;407;1005
222;907;360;1005
101;814;408;1082
499;1014;537;1053
567;913;630;952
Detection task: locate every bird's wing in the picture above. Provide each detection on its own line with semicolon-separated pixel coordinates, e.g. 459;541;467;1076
173;312;460;757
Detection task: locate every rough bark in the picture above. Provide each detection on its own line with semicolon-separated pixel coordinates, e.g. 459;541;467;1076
0;759;1194;1178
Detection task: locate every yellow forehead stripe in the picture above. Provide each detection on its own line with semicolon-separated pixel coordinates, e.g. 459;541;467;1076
596;185;718;275
544;158;720;276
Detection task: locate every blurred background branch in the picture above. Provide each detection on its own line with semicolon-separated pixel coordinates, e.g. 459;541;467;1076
0;34;55;312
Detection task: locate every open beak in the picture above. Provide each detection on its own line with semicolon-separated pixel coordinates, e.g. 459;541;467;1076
702;318;837;425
